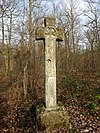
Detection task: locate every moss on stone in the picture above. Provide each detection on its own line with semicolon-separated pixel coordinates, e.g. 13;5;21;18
36;103;70;131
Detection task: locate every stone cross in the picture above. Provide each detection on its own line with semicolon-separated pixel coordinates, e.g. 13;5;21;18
36;17;64;110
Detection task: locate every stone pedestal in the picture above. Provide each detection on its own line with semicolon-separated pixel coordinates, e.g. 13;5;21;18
36;102;70;131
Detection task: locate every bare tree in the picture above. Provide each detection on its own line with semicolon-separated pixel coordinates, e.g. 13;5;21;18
84;0;100;71
57;0;82;74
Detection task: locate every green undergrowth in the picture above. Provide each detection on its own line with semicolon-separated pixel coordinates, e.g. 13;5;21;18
60;76;100;112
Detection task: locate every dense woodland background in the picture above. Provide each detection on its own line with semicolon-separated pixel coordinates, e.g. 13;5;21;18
0;0;100;132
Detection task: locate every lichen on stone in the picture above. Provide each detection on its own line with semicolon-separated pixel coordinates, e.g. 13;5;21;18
36;103;70;131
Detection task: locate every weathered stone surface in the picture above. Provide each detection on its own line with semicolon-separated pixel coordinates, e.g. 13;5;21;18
36;27;45;40
35;17;69;131
44;17;56;27
57;28;65;41
45;35;57;110
36;103;70;131
35;17;64;110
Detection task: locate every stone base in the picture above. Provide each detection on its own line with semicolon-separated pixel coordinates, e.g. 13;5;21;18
36;102;70;131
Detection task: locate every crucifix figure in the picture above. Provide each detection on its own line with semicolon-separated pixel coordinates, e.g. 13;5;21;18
36;17;64;110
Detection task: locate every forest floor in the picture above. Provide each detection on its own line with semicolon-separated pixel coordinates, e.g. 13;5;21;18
0;75;100;133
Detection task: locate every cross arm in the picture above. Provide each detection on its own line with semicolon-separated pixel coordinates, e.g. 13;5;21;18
35;27;45;40
56;28;65;41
